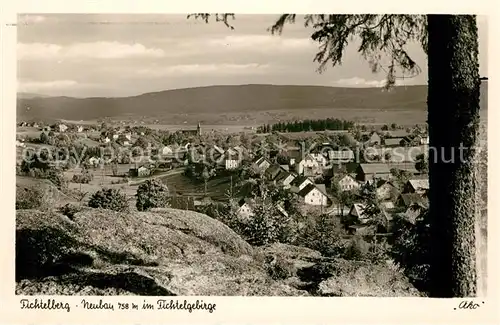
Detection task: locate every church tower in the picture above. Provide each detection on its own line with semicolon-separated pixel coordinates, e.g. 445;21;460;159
197;122;202;136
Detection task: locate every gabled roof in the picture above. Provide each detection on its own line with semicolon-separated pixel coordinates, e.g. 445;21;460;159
407;179;430;191
265;164;283;180
398;193;429;208
291;175;311;187
275;170;293;183
328;149;355;160
359;163;391;175
297;183;328;199
387;130;411;138
384;138;404;146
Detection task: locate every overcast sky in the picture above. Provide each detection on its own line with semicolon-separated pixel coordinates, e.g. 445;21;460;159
17;14;488;98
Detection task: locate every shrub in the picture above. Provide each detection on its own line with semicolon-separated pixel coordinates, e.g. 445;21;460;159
72;171;93;184
294;214;347;257
46;169;68;191
136;179;170;211
266;255;297;280
59;203;82;219
88;188;129;212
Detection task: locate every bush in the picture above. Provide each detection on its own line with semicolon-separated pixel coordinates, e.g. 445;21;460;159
72;171;93;184
136;179;170;211
59;203;82;219
88;188;129;212
266;255;297;280
294;214;347;257
391;211;431;292
46;169;68;191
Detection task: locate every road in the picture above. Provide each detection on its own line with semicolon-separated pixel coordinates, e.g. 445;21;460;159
128;167;184;186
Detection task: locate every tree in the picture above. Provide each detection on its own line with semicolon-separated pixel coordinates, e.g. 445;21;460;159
415;153;429;174
88;188;129;212
201;166;210;196
39;132;50;144
192;13;483;297
111;162;119;176
136;179;170;211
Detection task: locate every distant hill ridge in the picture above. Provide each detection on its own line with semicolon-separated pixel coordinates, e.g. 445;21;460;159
17;83;487;121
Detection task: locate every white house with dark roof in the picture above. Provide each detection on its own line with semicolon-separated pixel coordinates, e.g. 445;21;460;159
290;175;314;193
337;175;360;192
295;153;320;176
298;183;329;206
275;171;296;188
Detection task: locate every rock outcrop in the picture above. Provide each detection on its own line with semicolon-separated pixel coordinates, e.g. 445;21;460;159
16;208;307;296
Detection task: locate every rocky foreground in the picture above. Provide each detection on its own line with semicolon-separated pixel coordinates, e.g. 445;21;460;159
16;207;420;296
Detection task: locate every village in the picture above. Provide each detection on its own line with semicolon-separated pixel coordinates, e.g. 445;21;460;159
16;118;431;238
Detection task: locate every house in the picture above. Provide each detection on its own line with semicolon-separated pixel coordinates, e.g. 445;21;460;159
236;198;289;220
113;134;119;140
224;152;241;170
298;183;329;206
345;203;370;226
275;171;296;188
16;140;25;147
102;137;111;144
253;156;272;171
179;123;202;137
366;132;381;145
18;121;27;127
337;175;360;192
280;165;290;172
387;130;411;138
58;124;68;133
77;126;84;133
88;157;100;167
356;163;391;182
236;198;256;219
290;175;314;193
384;137;405;147
124;133;132;141
310;153;328;167
162;146;174;155
265;164;284;181
295;154;320;176
371;179;398;201
403;179;430;194
396;193;429;210
328;149;355;162
388;163;421;176
42;126;52;132
129;165;151;178
420;136;429;145
345;202;391;233
403;204;427;225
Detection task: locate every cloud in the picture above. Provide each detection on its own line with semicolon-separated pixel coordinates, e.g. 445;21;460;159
334;77;386;88
205;35;314;52
153;34;316;58
135;63;271;77
18;15;47;24
333;77;422;88
17;42;165;60
18;80;81;92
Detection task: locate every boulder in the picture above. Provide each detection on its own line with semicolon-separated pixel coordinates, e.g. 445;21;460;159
16;208;308;296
